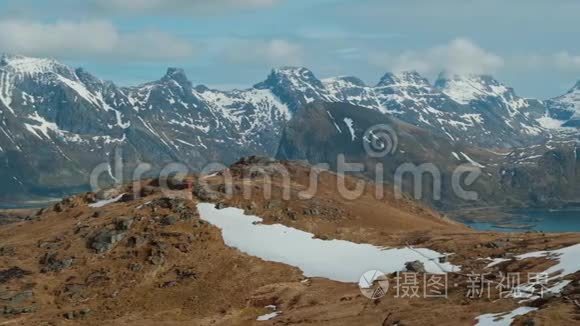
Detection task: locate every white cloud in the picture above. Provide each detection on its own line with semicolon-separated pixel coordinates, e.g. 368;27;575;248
553;52;580;70
93;0;279;14
223;39;304;66
0;20;195;61
370;38;504;75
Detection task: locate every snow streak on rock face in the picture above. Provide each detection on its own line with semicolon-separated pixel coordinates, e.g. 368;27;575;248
0;54;574;200
0;56;293;199
197;203;459;283
323;71;548;147
546;81;580;127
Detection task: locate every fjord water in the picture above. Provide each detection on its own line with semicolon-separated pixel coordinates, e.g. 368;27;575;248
466;209;580;233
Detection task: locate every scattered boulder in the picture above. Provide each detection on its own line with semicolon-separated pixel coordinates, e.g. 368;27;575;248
64;308;91;320
485;241;506;249
159;281;178;288
90;229;127;253
303;207;320;216
160;215;179;226
6;291;33;305
119;193;135;203
405;261;426;273
53;203;63;212
40;253;74;273
176;268;197;280
265;200;282;210
147;242;167;266
193;183;220;202
2;305;35;316
0;246;15;257
129;263;143;272
38;237;64;251
96;187;122;200
0;267;30;283
286;208;297;220
115;217;134;231
215;203;227;210
127;235;146;248
62;283;89;302
0;289;35;317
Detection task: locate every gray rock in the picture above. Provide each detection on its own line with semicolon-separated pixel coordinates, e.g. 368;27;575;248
303;207;320;216
404;261;426;273
115;217;134;231
64;308;91;320
160;215;179;226
0;247;15;257
193;184;220;202
127;235;146;248
2;305;35;316
485;241;506;249
215;203;227;210
0;267;29;283
129;263;143;272
90;229;127;253
7;291;33;305
40;253;73;273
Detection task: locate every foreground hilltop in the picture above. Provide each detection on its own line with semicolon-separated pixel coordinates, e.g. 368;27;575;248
1;159;579;325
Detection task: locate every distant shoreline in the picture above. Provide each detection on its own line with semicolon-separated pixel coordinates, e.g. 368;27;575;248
0;198;61;210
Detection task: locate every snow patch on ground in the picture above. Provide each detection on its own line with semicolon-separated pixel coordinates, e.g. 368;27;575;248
475;306;537;326
197;203;460;283
89;194;124;208
256;305;281;321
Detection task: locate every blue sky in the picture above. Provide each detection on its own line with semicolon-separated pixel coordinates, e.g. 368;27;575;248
0;0;579;98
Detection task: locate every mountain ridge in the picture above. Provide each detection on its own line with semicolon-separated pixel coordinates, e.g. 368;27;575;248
0;54;579;201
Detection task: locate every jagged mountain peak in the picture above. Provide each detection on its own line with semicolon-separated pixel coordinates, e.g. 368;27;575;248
272;66;314;75
546;80;580;125
161;67;191;87
194;84;211;93
435;73;503;87
377;71;430;87
434;72;519;105
74;67;108;88
256;66;324;89
0;54;74;78
322;76;367;87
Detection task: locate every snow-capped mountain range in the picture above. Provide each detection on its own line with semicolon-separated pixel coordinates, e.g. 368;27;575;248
545;81;580;127
0;54;578;200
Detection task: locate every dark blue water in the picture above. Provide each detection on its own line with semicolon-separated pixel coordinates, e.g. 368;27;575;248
0;199;60;209
465;209;580;233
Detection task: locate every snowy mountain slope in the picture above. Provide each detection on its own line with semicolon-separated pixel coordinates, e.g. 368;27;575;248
321;71;548;147
0;56;294;200
434;74;547;141
254;67;337;112
0;54;571;201
545;81;580;127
